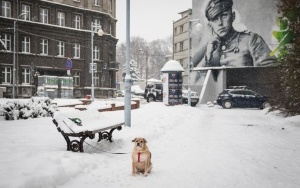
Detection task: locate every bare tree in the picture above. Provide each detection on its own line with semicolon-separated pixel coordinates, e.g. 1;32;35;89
116;35;173;82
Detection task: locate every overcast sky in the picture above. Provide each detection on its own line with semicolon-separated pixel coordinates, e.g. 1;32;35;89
116;0;192;43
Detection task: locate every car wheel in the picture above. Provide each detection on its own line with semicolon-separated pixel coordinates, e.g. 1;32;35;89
260;101;270;109
147;95;156;103
222;100;232;109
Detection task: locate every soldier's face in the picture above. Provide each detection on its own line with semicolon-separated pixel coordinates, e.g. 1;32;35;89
210;10;235;38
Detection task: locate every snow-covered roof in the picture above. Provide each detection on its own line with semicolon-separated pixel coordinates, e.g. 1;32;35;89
147;78;162;83
161;60;184;72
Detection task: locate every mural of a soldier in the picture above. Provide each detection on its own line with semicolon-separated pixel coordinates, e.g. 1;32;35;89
192;0;276;67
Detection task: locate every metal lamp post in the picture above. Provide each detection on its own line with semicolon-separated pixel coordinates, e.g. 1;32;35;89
13;12;27;98
187;15;201;106
124;0;131;127
91;22;104;102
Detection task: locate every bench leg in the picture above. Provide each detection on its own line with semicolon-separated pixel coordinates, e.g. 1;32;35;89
62;134;71;151
97;126;123;142
61;133;89;152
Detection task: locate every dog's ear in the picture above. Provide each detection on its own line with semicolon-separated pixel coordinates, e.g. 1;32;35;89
132;138;136;142
143;138;147;143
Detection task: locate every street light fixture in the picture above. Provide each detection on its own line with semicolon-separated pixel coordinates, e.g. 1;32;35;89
187;15;202;106
13;12;27;98
91;22;104;102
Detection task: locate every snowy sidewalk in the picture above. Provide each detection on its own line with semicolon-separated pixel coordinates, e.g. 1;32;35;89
0;102;300;188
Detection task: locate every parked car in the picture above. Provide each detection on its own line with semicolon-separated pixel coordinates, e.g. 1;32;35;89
131;85;145;96
216;88;270;109
116;90;124;97
144;83;163;102
182;87;199;106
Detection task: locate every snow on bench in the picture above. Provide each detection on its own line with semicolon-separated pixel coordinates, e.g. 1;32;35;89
51;109;124;152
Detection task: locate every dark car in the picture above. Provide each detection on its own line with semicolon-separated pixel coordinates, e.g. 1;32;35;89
216;89;270;109
144;83;163;102
182;87;199;107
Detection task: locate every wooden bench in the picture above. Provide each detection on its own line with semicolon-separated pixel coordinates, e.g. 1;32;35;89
50;113;124;152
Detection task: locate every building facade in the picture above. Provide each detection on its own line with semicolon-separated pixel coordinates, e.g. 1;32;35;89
0;0;119;98
173;9;192;87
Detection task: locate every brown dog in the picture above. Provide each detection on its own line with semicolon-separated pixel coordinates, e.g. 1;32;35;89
132;137;152;176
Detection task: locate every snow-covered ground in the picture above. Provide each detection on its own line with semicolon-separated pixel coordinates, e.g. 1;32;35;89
0;98;300;188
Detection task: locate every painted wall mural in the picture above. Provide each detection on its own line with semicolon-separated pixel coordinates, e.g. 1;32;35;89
191;0;279;68
189;0;282;99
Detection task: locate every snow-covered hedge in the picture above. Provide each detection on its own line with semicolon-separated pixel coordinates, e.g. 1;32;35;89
0;97;58;120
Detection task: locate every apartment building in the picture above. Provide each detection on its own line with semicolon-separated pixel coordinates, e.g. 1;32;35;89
0;0;118;98
173;9;192;87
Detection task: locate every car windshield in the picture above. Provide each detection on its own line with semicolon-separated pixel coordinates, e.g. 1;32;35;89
156;84;162;89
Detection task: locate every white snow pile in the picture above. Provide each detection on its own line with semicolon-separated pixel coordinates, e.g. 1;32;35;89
161;59;184;72
0;101;300;188
0;97;58;120
53;108;124;133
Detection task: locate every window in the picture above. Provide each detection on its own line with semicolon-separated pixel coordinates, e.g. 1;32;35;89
40;8;48;24
22;36;30;53
74;43;80;58
109;23;112;34
180;25;184;33
57;11;65;26
40;39;48;55
58;41;65;57
94;73;99;87
73;72;80;86
74;14;81;29
93;45;100;60
174;43;177;52
174;27;177;35
108;0;112;11
21;4;30;21
93;0;100;6
22;68;30;84
1;67;11;84
92;19;101;32
1;33;11;51
2;1;11;17
180;41;184;51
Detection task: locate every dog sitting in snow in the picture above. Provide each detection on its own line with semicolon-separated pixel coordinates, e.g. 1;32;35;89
132;137;152;176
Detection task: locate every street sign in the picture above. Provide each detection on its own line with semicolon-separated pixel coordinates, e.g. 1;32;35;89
89;63;97;73
66;58;72;70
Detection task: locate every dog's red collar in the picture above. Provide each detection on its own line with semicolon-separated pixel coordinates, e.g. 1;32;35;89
138;152;141;163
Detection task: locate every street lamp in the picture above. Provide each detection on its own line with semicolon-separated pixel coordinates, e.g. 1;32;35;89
13;12;27;98
187;15;202;106
91;22;104;102
124;0;131;127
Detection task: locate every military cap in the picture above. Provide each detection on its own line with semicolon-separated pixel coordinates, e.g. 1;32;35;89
205;0;233;21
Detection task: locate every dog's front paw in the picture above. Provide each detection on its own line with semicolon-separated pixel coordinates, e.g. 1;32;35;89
143;173;148;177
